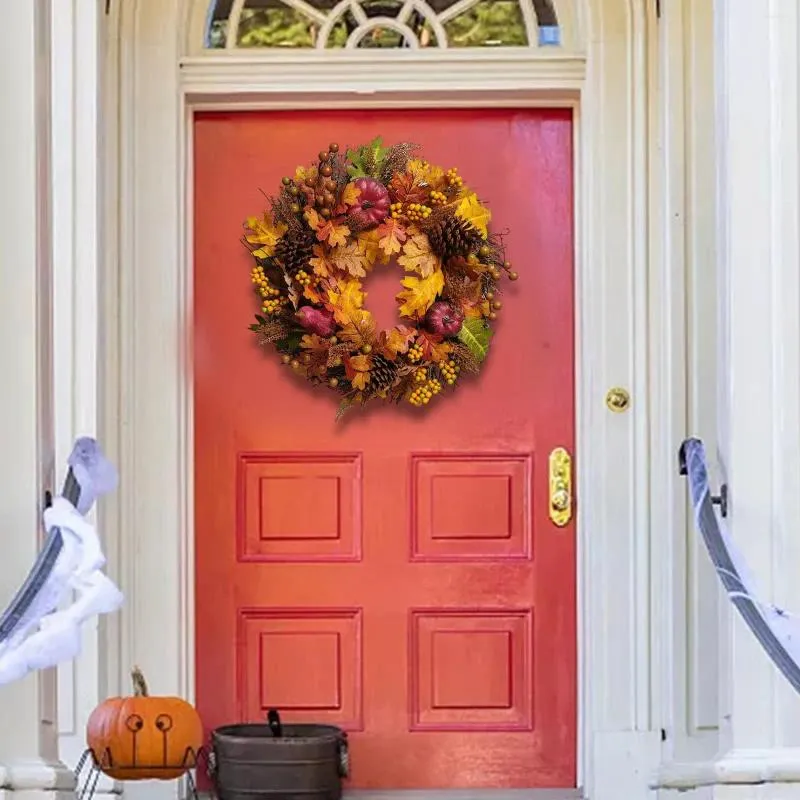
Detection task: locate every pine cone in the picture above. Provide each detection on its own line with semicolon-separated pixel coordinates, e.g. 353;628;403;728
426;214;483;263
274;230;314;274
371;353;399;391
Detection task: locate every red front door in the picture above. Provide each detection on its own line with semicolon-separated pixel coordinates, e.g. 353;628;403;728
194;108;576;789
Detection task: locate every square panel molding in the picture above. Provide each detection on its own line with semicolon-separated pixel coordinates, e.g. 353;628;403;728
410;454;533;561
237;607;363;730
409;608;534;731
237;452;363;562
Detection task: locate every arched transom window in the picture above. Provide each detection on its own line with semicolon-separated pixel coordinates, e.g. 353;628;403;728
204;0;561;50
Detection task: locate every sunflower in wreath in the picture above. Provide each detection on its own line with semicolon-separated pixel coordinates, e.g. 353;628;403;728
244;137;518;418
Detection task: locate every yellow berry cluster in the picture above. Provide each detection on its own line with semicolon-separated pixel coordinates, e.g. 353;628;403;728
251;265;279;298
440;360;460;385
429;190;447;206
409;378;443;407
406;203;432;222
414;368;427;383
408;343;424;362
296;270;312;287
390;202;405;219
445;168;463;188
262;297;282;314
251;264;282;314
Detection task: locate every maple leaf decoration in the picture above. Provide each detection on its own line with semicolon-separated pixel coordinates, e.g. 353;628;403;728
416;330;451;363
388;172;429;205
455;193;491;238
309;244;336;277
245;214;288;259
243;138;516;418
300;334;334;378
305;207;350;247
338;309;377;350
326;278;366;326
397;269;445;320
345;354;373;390
357;228;385;267
342;182;362;207
331;241;368;278
398;232;439;278
376;218;407;257
379;325;416;359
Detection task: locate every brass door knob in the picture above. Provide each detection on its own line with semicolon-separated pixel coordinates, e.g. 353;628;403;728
605;387;631;413
551;487;570;512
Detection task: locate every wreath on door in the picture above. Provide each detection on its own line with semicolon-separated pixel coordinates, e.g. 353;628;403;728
244;137;518;418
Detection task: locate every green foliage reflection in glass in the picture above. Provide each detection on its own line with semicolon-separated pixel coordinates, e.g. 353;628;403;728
207;0;528;49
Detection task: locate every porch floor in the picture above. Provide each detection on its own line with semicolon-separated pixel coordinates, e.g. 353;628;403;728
344;791;582;799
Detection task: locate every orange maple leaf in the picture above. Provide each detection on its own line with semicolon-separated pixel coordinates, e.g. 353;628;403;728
309;244;335;277
357;228;385;267
397;232;439;278
303;283;325;304
455;192;491;238
408;159;446;192
342;182;362;207
376;218;407;257
379;325;416;359
388;172;429;205
244;213;288;259
339;309;377;349
463;298;491;319
300;334;331;353
345;353;373;391
331;241;368;278
327;278;366;326
396;269;445;319
416;330;451;363
305;207;350;247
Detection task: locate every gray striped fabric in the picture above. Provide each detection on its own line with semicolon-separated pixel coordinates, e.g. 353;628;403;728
680;437;800;693
0;437;117;647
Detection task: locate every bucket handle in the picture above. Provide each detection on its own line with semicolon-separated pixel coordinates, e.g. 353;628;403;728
267;708;283;737
338;732;349;778
206;748;217;779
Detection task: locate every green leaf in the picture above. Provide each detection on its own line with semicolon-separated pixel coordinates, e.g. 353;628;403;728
345;136;388;179
277;330;303;353
457;318;492;362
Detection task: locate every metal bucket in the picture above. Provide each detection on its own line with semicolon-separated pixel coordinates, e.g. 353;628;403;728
211;711;348;800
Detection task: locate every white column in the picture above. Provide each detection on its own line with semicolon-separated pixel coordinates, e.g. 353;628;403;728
52;1;108;791
0;2;73;800
712;0;800;797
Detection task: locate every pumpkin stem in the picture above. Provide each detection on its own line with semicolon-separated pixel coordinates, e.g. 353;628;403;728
131;665;149;697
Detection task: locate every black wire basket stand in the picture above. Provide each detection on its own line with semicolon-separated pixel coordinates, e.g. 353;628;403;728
75;712;211;800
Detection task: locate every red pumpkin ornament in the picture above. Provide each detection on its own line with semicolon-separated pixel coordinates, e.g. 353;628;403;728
423;301;465;337
347;177;390;229
86;666;203;780
296;306;337;337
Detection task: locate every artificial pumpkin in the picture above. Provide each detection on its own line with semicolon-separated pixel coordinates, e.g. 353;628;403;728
86;666;203;780
424;301;465;336
346;177;390;229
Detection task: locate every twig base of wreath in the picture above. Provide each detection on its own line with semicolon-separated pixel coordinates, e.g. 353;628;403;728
244;137;519;420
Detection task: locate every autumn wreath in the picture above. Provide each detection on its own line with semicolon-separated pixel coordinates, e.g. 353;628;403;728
244;137;518;418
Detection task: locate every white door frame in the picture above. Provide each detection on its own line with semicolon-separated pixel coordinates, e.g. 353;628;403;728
96;1;698;797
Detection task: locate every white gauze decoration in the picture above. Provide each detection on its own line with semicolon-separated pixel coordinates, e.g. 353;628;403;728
0;437;124;685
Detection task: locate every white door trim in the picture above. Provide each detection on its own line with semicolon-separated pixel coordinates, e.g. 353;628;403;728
95;1;697;797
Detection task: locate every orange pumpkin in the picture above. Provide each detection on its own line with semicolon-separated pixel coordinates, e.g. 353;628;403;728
86;666;203;780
